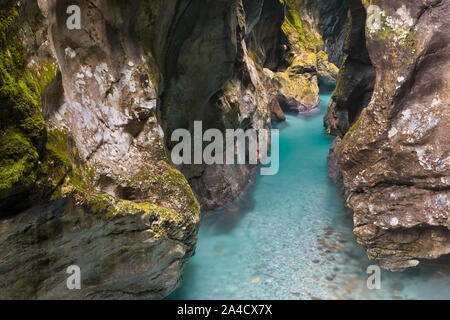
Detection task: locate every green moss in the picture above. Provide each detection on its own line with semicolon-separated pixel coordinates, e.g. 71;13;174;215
361;0;371;9
46;129;72;168
36;132;200;230
288;51;317;71
35;129;73;199
274;71;316;97
340;119;360;150
124;160;200;215
0;2;50;201
163;165;200;214
376;9;416;51
0;5;46;138
378;26;392;41
36;61;57;93
317;50;328;61
331;61;353;101
77;184;196;239
112;200;186;238
401;31;416;50
280;0;323;52
248;50;257;63
87;192;117;216
0;129;39;194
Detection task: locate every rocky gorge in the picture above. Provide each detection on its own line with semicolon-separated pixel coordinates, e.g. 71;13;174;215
0;0;448;299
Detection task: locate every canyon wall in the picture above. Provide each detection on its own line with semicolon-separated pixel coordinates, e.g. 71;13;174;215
326;0;450;271
261;0;345;115
0;0;203;299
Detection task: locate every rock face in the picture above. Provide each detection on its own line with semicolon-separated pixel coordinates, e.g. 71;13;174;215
265;66;320;113
324;0;375;137
8;0;446;299
0;0;200;299
158;0;346;209
268;0;345;114
0;198;198;299
326;0;450;271
158;0;275;211
268;95;287;122
300;0;349;66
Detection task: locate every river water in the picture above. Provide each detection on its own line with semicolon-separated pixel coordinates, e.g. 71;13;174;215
169;94;450;300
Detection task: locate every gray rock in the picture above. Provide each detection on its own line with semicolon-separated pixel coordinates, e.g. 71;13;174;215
326;0;450;271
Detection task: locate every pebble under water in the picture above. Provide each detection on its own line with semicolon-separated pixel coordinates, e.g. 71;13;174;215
169;94;450;300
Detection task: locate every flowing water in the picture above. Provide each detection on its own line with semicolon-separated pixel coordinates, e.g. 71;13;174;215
169;94;450;300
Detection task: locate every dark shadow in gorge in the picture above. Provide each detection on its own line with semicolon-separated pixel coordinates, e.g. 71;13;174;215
200;192;256;234
324;0;376;137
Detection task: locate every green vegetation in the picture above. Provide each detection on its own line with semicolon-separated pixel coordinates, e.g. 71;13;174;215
0;1;199;236
0;2;58;202
0;2;45;199
280;0;323;52
0;129;39;192
331;66;350;100
340;119;360;151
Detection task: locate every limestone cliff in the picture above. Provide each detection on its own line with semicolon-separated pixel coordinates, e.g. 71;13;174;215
0;0;200;299
326;0;450;271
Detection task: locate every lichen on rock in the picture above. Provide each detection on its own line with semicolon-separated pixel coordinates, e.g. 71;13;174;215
325;0;450;271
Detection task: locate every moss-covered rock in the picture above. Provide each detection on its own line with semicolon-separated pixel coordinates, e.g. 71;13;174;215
265;67;320;113
0;129;39;192
0;0;202;299
316;51;339;91
271;0;341;112
0;1;54;212
280;0;324;53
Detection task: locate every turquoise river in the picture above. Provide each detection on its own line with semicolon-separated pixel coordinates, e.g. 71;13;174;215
169;94;450;300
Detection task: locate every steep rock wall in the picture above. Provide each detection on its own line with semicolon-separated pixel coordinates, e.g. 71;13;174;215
0;0;200;299
302;0;349;66
326;0;450;271
324;0;375;137
0;0;353;299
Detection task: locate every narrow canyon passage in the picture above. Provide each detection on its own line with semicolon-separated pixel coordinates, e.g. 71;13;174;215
169;94;450;300
1;0;448;300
